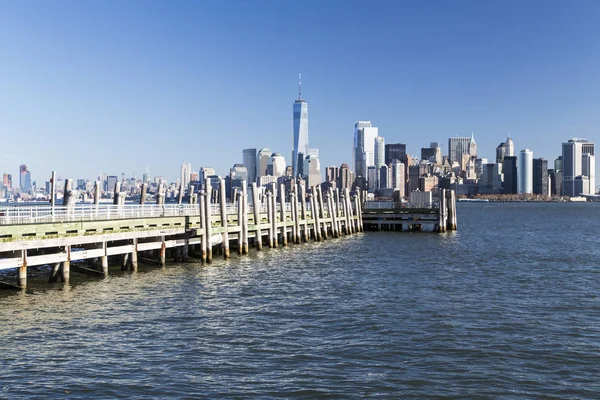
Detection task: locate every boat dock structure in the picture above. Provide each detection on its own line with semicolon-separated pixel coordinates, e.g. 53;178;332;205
362;189;457;232
0;177;457;289
0;179;364;289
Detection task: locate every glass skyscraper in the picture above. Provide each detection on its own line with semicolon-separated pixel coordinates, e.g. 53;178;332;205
292;95;308;178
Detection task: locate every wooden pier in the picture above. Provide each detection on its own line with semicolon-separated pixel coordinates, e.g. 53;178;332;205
0;179;363;289
362;189;457;232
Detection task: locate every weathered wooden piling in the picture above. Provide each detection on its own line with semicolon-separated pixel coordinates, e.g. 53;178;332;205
310;190;321;241
279;184;287;246
204;181;213;263
61;247;70;283
101;242;109;276
327;191;337;238
219;178;230;259
316;185;327;239
267;191;274;248
50;171;56;218
241;182;249;255
93;181;100;206
199;190;207;263
251;183;262;251
178;185;184;205
292;184;301;244
18;250;27;289
237;190;243;256
131;238;138;271
140;183;147;205
270;184;279;247
300;183;309;242
446;189;457;230
63;179;73;206
344;188;353;234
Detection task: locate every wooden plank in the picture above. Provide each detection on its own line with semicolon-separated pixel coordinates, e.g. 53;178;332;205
0;257;23;271
27;252;68;266
137;241;163;252
106;244;134;256
70;248;105;261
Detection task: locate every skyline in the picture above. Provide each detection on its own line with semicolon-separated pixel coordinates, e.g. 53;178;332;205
1;1;599;182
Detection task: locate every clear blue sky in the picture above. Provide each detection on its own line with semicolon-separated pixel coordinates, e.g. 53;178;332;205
0;0;598;183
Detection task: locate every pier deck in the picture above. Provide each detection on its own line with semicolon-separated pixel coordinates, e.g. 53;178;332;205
0;180;363;289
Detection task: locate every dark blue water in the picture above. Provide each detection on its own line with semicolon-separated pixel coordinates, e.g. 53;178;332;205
1;203;600;398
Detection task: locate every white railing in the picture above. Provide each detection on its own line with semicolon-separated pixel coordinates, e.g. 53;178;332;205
0;204;206;225
0;201;336;225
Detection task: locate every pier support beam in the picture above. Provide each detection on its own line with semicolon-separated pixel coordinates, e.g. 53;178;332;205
199;190;207;263
300;183;309;242
203;184;213;263
159;237;166;267
48;263;61;283
62;246;71;283
140;183;147;205
131;238;138;272
219;178;230;259
267;191;274;248
251;183;262;251
279;184;287;246
18;250;27;289
241;182;249;255
317;185;327;239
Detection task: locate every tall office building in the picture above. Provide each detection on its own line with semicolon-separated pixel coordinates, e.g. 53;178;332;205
502;156;518;194
325;166;339;184
180;162;192;190
533;158;549;196
337;164;355;191
19;164;31;193
199;167;215;185
390;160;405;198
495;136;515;164
517;149;533;194
379;165;390;189
562;138;595;196
582;153;595;194
385;143;406;165
267;153;286;177
352;121;378;177
448;134;476;166
242;148;257;183
3;173;12;189
292;75;309;177
305;156;321;188
256;148;271;178
374;136;385;170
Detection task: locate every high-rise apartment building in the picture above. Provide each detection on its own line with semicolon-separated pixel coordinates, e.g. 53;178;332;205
292;76;309;177
518;149;533;194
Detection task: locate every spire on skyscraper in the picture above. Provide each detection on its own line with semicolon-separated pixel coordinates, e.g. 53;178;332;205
298;73;302;100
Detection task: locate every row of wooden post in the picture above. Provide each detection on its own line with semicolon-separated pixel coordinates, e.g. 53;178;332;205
195;178;364;263
438;189;457;232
